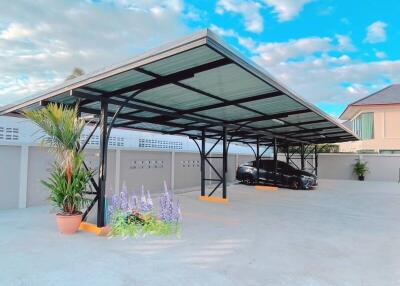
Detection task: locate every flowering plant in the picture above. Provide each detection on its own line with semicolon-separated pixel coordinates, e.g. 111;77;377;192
108;181;181;237
159;181;181;223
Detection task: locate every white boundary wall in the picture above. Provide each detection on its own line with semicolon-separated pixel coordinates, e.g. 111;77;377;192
318;153;400;182
0;115;256;210
277;153;400;182
0;143;254;210
3;142;400;210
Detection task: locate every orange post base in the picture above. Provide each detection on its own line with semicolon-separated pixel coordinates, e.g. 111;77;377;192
198;196;229;204
255;185;278;192
79;222;111;236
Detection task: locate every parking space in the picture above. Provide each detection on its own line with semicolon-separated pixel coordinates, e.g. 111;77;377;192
1;179;400;286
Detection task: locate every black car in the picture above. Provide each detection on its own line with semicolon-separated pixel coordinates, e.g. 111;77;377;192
236;159;317;190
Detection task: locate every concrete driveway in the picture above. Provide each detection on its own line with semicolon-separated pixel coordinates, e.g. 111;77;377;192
1;179;400;286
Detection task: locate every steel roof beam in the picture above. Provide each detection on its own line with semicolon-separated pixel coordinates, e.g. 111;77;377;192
296;131;350;139
79;58;233;102
135;67;283;118
75;91;306;142
265;119;327;130
78;106;224;134
137;90;283;124
71;90;311;144
79;80;330;141
228;109;310;124
72;90;221;126
283;126;339;136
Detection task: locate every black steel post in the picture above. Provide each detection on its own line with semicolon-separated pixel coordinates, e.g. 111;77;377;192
286;144;290;164
314;145;318;176
201;129;206;197
256;136;260;184
97;100;109;227
300;143;305;171
273;138;278;184
222;126;227;199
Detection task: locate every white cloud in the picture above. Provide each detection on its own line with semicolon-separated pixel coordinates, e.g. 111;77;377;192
340;17;350;25
346;84;369;96
215;0;312;33
254;36;333;65
335;34;356;51
0;0;189;106
215;30;398;110
210;25;256;49
364;21;387;44
263;0;313;22
106;0;183;13
318;5;334;16
257;55;400;105
183;4;205;21
375;51;387;59
0;75;64;106
210;25;237;38
216;0;263;33
0;23;34;40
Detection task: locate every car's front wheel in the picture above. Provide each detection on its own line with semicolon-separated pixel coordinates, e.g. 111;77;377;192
289;179;302;190
242;174;255;185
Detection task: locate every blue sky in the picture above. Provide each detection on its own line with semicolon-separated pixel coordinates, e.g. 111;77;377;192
1;0;400;118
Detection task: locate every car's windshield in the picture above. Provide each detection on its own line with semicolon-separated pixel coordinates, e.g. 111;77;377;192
278;161;295;172
244;160;295;172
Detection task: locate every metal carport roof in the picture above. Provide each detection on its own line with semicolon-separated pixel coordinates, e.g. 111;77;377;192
0;29;358;145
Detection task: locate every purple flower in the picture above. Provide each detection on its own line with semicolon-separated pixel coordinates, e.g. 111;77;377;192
139;185;153;212
120;182;129;211
128;193;138;211
159;181;181;222
108;192;120;216
175;200;182;222
109;181;180;222
147;190;153;210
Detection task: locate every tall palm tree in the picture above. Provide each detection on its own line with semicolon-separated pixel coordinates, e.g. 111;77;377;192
24;104;86;184
24;104;92;214
66;67;85;81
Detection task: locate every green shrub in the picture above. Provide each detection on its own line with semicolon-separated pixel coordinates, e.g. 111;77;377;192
353;159;369;177
110;210;180;237
42;161;93;214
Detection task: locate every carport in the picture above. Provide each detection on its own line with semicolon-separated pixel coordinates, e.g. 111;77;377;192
0;30;357;227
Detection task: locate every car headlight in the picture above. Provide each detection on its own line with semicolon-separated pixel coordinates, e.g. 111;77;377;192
300;175;312;180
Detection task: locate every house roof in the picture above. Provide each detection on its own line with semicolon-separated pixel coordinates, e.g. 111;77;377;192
352;84;400;105
0;29;358;145
340;84;400;120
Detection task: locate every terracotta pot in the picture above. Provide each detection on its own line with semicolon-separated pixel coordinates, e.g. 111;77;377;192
56;213;82;234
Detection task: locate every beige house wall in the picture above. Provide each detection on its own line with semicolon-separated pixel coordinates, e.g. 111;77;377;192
339;105;400;153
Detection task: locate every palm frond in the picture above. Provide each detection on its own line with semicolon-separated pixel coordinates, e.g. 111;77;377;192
24;104;94;214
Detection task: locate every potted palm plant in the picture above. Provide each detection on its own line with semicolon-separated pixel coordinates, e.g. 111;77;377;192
353;159;369;181
24;104;93;234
